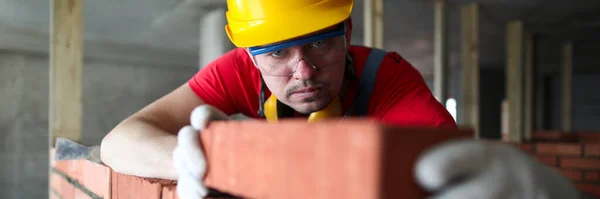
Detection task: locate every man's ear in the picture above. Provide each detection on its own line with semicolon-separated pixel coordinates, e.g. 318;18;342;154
344;17;353;46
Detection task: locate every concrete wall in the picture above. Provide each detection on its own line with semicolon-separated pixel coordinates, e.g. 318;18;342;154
0;51;197;199
537;72;600;132
533;36;600;132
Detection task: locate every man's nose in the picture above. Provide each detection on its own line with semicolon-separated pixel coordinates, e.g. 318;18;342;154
292;58;318;80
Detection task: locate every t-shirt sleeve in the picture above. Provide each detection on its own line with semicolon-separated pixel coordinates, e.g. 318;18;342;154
187;52;242;116
371;53;457;128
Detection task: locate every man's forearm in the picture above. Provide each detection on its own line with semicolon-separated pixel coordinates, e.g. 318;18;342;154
100;118;180;180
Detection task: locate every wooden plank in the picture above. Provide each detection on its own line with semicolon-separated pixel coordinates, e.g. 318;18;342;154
561;41;573;132
364;0;384;48
434;0;448;103
506;20;524;142
50;0;83;146
524;33;535;140
460;2;479;137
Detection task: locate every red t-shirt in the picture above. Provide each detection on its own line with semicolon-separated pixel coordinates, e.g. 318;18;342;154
188;45;457;128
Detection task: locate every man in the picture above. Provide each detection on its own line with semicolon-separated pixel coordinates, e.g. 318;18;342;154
100;0;587;198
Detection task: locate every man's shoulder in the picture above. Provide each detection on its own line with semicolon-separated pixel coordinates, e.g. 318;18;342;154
210;47;253;66
348;45;411;77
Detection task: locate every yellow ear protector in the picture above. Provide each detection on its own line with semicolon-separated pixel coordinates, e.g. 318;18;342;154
257;55;360;122
263;95;342;122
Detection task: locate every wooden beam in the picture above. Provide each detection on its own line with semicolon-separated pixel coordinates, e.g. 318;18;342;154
506;20;524;142
434;0;448;103
364;0;384;48
460;2;479;137
50;0;83;146
524;32;535;140
561;41;573;132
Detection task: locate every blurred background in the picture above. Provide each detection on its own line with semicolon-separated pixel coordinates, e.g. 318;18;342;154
1;0;599;198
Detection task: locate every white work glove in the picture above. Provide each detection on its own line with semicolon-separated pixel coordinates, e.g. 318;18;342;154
414;139;585;199
173;105;229;199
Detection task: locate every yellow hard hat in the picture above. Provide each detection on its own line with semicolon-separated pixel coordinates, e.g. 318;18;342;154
225;0;354;48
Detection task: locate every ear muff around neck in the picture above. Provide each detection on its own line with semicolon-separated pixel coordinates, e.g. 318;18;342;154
264;95;342;122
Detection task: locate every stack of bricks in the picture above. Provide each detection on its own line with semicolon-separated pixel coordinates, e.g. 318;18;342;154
49;119;473;199
509;131;600;197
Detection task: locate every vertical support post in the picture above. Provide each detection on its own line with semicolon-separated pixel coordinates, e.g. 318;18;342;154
434;0;448;103
200;6;233;69
524;33;535;140
50;0;83;147
506;20;524;142
460;2;479;137
561;41;573;132
535;75;547;130
364;0;384;48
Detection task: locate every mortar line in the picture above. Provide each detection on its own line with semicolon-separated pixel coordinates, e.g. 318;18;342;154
51;167;104;199
50;187;64;199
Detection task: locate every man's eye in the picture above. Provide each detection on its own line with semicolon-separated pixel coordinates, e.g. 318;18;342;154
271;50;284;57
312;40;325;47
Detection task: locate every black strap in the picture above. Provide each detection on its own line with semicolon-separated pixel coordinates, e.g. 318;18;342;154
257;78;267;117
353;48;387;116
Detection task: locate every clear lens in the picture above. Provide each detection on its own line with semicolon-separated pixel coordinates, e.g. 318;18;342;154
254;35;346;76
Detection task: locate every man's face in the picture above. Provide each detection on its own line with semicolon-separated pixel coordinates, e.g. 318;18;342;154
249;25;347;114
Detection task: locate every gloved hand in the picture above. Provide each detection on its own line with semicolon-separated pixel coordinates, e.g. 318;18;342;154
173;105;229;199
414;139;584;199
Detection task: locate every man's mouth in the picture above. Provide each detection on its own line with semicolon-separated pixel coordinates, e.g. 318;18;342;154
293;87;321;94
290;86;323;99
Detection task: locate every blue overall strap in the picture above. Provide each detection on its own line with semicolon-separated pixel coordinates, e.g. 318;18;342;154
353;48;387;116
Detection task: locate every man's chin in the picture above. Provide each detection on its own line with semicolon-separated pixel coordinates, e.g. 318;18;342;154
290;100;330;114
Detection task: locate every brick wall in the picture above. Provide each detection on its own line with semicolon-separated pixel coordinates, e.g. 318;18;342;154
51;120;599;198
508;131;600;197
49;119;473;199
50;148;206;199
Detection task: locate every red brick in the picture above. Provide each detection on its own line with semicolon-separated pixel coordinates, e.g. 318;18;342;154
532;131;600;143
199;119;474;199
532;131;579;142
575;183;600;198
535;155;558;166
560;157;600;170
52;154;111;198
585;144;600;156
584;172;600;181
74;189;94;199
162;186;178;199
536;143;582;156
111;170;163;199
50;172;91;199
555;168;582;181
50;173;73;199
578;133;600;143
